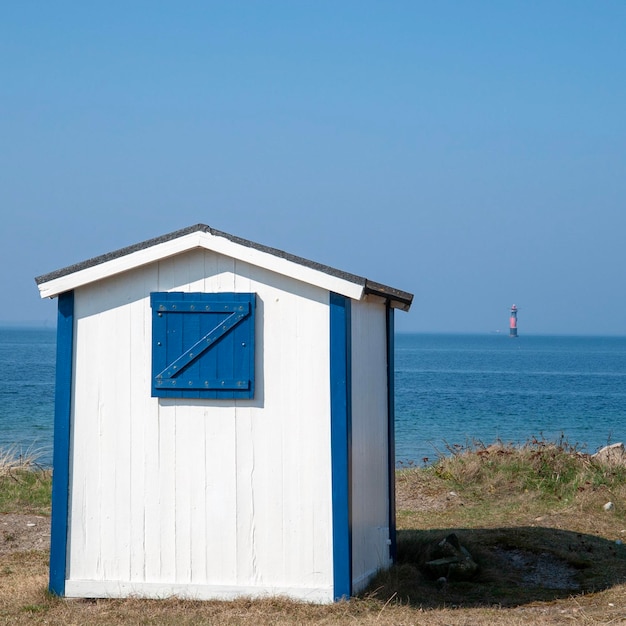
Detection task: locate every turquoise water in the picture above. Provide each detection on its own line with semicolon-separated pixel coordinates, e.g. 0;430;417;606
0;327;56;463
2;328;626;466
395;333;626;464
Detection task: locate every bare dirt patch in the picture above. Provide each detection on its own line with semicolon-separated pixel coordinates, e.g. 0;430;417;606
0;513;50;556
492;547;580;590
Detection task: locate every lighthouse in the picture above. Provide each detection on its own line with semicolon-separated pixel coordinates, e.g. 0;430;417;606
509;304;518;338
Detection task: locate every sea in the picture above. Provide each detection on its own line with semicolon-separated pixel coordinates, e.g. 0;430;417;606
2;327;626;467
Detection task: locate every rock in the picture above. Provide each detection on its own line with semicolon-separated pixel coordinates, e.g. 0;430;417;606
425;533;479;580
604;501;615;511
592;443;626;467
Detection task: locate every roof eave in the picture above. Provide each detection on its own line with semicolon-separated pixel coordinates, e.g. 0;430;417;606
364;281;414;311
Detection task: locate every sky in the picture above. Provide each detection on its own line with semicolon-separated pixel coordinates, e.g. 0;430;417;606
2;1;625;335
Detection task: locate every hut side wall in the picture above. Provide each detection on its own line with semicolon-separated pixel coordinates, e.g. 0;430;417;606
65;248;335;602
349;297;392;592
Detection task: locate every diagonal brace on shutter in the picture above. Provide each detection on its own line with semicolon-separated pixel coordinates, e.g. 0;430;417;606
155;302;250;381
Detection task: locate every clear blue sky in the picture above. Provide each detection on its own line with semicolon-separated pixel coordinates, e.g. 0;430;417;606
2;1;625;334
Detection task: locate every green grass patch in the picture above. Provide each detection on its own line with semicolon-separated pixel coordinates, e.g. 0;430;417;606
0;449;52;515
431;436;626;507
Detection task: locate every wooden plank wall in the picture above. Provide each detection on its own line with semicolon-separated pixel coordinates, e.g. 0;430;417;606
66;249;335;601
349;297;392;592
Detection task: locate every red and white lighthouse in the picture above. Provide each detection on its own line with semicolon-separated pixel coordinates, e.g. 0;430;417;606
509;304;518;338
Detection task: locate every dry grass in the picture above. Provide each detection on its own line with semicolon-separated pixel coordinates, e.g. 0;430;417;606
3;439;626;624
0;446;46;477
2;552;626;625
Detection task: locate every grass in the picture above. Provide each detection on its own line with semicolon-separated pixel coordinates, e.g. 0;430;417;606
0;448;51;515
3;439;626;624
433;436;626;504
370;437;626;616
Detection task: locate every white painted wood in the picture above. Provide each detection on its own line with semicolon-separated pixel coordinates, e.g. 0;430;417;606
66;248;335;600
350;298;392;589
69;274;139;582
64;579;334;603
197;231;364;301
127;264;157;583
37;229;364;302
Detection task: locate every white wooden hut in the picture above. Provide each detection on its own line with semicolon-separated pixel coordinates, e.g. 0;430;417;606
36;224;413;603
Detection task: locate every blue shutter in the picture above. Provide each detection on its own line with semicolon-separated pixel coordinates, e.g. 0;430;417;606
150;292;255;399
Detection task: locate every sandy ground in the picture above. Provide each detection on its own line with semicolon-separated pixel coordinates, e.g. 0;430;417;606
0;513;50;556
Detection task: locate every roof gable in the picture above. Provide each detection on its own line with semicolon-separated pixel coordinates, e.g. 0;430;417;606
35;224;413;310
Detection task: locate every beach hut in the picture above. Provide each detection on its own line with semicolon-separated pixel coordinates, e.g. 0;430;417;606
35;224;413;603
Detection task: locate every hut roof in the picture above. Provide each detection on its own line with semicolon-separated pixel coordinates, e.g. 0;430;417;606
35;224;413;310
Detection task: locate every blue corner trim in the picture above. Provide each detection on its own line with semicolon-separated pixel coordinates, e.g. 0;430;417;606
49;291;74;596
330;292;352;600
386;305;397;562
